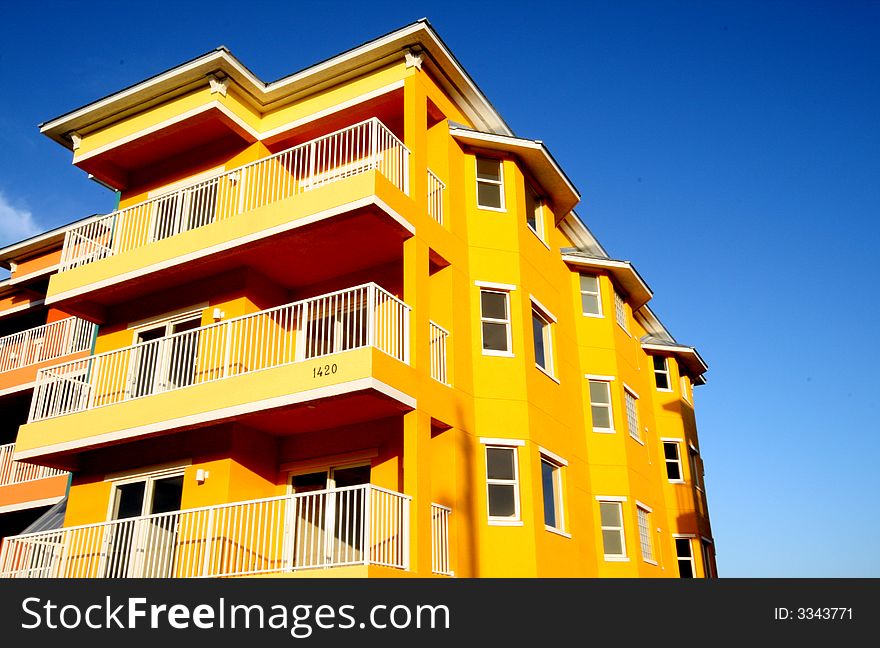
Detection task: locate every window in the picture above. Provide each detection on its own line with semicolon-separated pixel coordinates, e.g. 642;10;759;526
653;356;671;390
675;537;695;578
689;447;703;490
701;539;715;578
637;505;654;562
525;184;544;239
531;305;554;376
588;380;614;432
107;467;186;577
599;501;626;558
288;464;371;567
485;445;520;522
110;472;184;521
476;158;504;210
131;312;202;398
624;387;641;441
540;453;566;532
663;441;684;482
579;274;602;316
681;375;691;402
480;289;511;354
614;289;628;331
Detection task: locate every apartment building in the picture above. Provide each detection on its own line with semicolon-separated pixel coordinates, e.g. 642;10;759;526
0;20;714;578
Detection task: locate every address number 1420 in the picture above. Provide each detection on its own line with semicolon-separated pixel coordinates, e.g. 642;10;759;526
313;363;338;378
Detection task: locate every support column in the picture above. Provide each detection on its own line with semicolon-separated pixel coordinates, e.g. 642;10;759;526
403;408;433;574
404;73;428;214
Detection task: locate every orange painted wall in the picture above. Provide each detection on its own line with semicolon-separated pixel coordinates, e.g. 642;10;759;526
0;474;67;510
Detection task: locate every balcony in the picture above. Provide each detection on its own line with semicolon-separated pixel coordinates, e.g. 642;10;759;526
426;169;445;226
48;119;414;318
0;317;96;393
0;485;416;578
429;321;449;385
0;443;68;514
16;284;414;463
61;118;409;271
0;443;66;487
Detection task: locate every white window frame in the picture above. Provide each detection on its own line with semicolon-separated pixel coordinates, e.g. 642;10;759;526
636;502;655;564
673;534;696;578
539;448;568;536
479;287;513;357
579;273;603;318
662;439;685;483
689;446;704;491
475;157;506;212
613;289;629;332
530;296;556;379
525;183;545;241
596;497;628;561
681;374;691;403
624;384;642;443
700;538;715;578
286;461;371;493
482;440;522;526
106;465;187;521
653;356;672;391
587;377;615;433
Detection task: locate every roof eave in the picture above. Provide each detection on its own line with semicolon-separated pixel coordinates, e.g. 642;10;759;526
450;126;580;215
40;20;514;152
641;342;709;377
561;254;652;309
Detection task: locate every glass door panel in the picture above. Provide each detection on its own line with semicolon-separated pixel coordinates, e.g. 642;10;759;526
329;465;370;564
164;318;201;390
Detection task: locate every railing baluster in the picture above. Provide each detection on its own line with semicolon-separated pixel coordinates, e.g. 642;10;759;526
28;284;411;423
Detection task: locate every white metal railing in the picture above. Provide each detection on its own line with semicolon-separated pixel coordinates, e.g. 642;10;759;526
0;443;67;487
60;118;411;271
431;503;452;576
0;485;410;578
28;283;410;423
429;321;449;385
427;169;445;226
0;317;95;373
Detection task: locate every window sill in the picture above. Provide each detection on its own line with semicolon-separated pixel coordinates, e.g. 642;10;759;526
488;519;524;527
535;364;560;384
643;558;659;566
582;312;605;319
616;323;632;337
482;350;514;358
545;525;572;539
629;434;645;446
604;556;630;562
656;388;674;393
668;480;686;485
477;205;507;213
593;428;617;434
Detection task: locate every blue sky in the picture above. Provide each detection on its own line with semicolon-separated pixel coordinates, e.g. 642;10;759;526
1;1;878;576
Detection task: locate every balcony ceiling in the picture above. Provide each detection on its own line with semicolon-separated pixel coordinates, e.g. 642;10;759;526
75;106;256;190
35;388;412;471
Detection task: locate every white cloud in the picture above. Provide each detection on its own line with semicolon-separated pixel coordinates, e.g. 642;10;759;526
0;191;41;246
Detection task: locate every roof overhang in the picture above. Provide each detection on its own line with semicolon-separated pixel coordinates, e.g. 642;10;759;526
641;342;708;384
561;253;652;309
450;126;579;217
0;223;77;270
40;19;513;152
